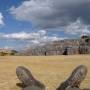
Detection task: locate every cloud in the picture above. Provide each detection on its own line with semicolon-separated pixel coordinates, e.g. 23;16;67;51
64;19;90;35
0;12;4;25
10;0;90;31
1;32;40;40
0;30;66;45
3;46;14;50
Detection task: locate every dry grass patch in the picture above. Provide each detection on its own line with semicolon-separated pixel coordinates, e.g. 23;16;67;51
0;55;90;90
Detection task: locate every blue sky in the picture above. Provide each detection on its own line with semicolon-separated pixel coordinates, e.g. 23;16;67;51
0;0;90;50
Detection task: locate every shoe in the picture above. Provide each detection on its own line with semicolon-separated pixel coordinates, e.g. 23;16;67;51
57;65;87;90
16;66;45;89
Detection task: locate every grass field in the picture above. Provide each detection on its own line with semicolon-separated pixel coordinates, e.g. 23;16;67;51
0;55;90;90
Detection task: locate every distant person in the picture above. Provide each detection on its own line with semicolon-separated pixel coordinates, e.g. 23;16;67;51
63;47;68;55
45;52;46;56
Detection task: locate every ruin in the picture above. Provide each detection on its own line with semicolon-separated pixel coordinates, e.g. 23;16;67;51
22;35;90;56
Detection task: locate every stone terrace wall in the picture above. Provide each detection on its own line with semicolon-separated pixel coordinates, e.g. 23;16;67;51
22;36;90;56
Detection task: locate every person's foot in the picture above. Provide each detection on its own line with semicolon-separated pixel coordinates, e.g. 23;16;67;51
57;65;87;90
67;65;87;87
16;66;45;89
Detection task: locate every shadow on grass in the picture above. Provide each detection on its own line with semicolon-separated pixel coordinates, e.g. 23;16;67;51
16;83;90;90
16;83;26;88
82;89;90;90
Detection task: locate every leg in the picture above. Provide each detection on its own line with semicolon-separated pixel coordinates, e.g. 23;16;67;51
22;85;45;90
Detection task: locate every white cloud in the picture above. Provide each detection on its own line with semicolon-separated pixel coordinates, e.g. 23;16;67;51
3;46;14;50
0;12;4;25
64;19;90;35
10;0;52;22
38;30;46;36
0;30;66;45
10;0;90;33
1;32;39;40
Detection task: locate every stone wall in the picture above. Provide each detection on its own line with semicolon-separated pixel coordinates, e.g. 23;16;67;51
22;36;90;56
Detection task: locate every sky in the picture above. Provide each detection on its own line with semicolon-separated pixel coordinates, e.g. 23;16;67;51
0;0;90;50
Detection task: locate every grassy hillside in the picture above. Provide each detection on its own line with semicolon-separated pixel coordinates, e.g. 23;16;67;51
0;55;90;90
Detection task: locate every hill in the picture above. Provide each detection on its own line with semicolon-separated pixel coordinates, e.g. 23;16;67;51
0;49;18;56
